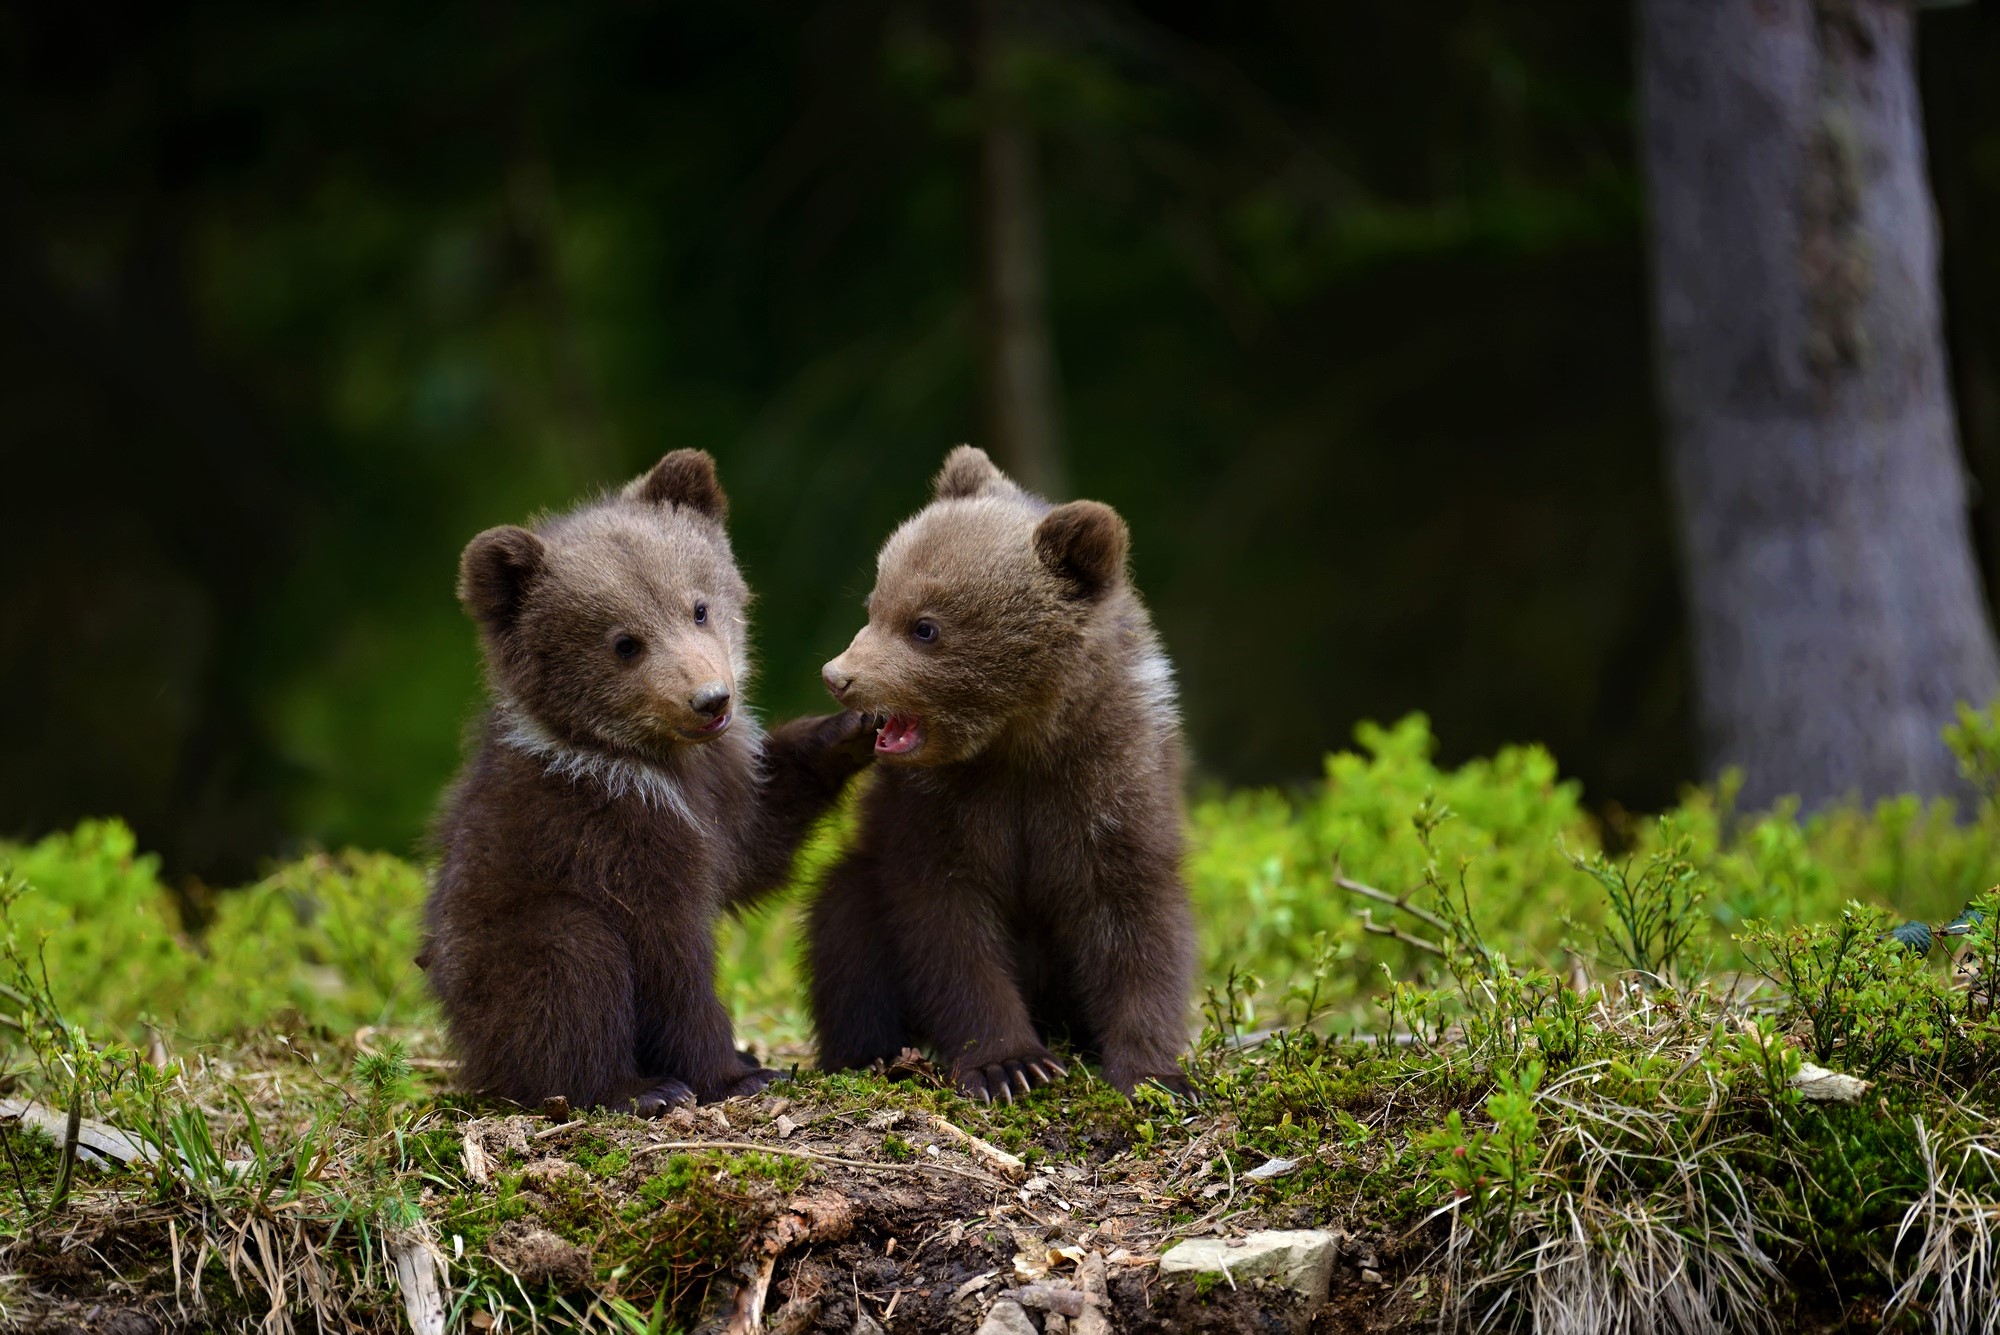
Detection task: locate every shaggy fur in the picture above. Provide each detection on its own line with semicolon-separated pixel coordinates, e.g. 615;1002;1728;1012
809;446;1195;1101
426;450;874;1113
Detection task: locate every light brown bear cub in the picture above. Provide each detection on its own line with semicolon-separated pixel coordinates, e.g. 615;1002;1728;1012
426;450;874;1113
810;446;1195;1102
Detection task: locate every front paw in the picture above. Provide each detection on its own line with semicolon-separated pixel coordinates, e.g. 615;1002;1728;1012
951;1046;1067;1106
708;1065;786;1102
628;1078;696;1118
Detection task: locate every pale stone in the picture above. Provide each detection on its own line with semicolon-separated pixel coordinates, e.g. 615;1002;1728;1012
976;1299;1039;1335
1157;1229;1339;1301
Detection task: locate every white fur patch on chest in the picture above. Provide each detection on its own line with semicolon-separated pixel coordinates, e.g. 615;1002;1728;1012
499;710;705;829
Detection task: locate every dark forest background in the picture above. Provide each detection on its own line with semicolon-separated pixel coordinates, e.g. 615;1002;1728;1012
4;1;1999;882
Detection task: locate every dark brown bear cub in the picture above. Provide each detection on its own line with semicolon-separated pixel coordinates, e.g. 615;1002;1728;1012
810;446;1196;1102
427;450;873;1113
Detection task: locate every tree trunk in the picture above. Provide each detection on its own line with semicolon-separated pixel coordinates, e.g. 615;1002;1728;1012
1639;0;2000;810
974;0;1068;499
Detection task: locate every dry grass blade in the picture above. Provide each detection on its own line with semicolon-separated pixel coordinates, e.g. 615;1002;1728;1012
1444;1049;1783;1335
1887;1118;2000;1335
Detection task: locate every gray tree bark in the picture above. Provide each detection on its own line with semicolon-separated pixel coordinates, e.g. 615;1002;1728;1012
1639;0;2000;810
974;0;1068;500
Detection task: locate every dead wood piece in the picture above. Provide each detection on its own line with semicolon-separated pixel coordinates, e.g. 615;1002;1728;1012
1;1096;157;1167
765;1296;822;1335
462;1130;492;1185
723;1254;776;1335
925;1113;1028;1181
390;1231;447;1335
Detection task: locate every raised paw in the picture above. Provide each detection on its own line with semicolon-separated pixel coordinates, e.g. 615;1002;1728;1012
629;1078;696;1118
826;711;885;768
952;1050;1067;1106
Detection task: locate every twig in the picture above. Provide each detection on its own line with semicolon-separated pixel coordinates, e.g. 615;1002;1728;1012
925;1113;1028;1181
632;1139;1014;1190
1354;909;1447;958
1335;873;1452;935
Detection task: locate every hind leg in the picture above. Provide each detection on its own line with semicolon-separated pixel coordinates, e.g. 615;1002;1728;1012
432;899;659;1112
805;852;909;1071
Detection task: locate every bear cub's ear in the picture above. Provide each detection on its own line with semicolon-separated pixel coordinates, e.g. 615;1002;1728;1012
1034;500;1129;600
933;445;1013;502
459;525;548;630
629;449;728;520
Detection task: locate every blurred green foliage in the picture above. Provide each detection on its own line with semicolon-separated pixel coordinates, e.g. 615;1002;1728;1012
9;713;1998;1049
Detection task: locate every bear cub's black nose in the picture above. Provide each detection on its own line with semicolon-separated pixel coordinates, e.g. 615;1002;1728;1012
690;682;732;718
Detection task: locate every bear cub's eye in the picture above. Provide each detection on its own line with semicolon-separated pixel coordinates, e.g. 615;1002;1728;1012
912;618;939;644
613;635;644;661
693;601;708;626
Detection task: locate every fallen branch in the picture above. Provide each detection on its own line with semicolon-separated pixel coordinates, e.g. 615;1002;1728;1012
1;1096;158;1168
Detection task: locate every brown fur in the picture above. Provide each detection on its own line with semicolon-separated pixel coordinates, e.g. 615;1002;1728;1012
426;450;873;1113
809;446;1195;1101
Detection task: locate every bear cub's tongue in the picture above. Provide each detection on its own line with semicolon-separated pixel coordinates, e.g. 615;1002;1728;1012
875;714;923;755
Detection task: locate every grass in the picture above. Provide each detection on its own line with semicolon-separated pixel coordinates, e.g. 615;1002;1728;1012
6;710;2000;1330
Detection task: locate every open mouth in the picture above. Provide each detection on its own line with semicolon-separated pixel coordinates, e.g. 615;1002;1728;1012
874;713;923;756
680;711;731;740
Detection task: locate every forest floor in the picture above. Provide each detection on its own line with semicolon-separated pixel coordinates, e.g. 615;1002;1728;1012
3;1026;1434;1335
3;998;1918;1335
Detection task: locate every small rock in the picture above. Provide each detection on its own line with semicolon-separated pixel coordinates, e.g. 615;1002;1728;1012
766;1096;792;1117
1158;1229;1339;1302
1245;1156;1297;1180
852;1311;884;1335
1008;1283;1086;1317
98;1314;157;1335
1361;1267;1383;1285
977;1299;1039;1335
774;1114;799;1140
952;1270;999;1303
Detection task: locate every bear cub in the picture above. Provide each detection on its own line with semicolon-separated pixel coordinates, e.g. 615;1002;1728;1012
810;446;1196;1102
426;450;874;1113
